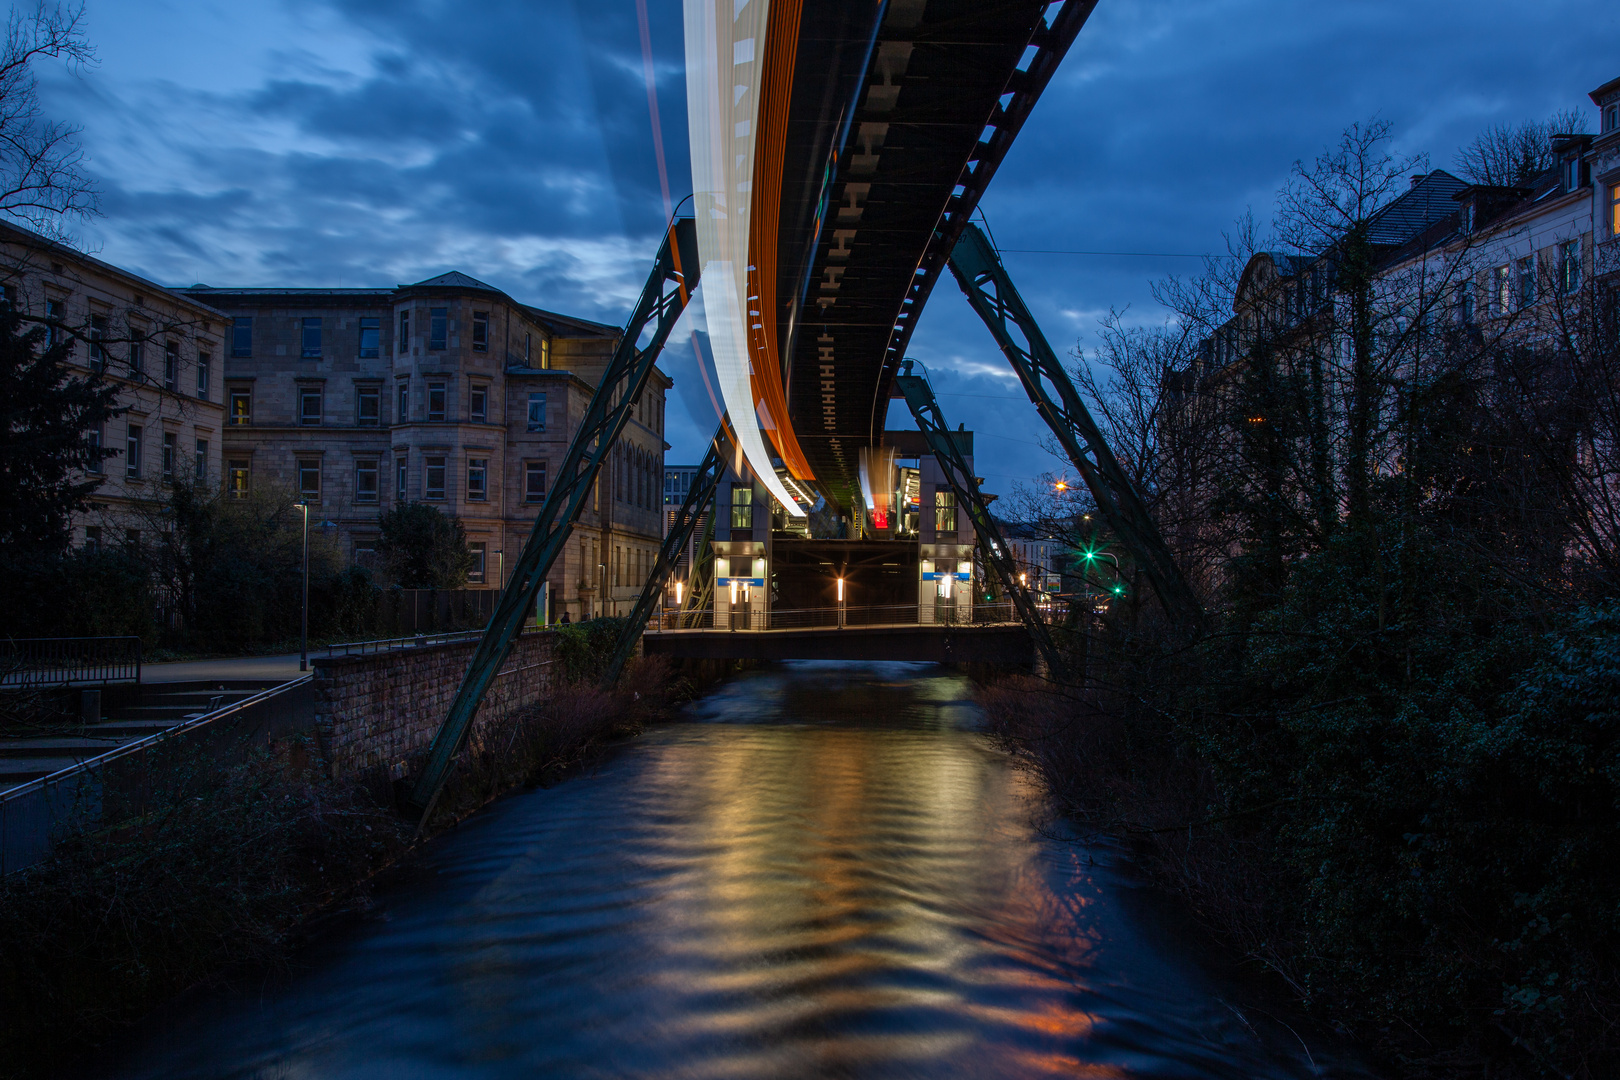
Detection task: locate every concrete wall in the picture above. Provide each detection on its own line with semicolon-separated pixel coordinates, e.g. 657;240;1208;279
312;629;558;779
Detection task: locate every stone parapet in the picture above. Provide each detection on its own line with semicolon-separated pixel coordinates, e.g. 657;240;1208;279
311;630;557;778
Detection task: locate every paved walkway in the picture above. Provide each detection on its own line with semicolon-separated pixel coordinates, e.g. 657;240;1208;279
142;653;306;685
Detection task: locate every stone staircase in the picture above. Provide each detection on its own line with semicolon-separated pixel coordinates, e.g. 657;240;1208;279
0;681;281;793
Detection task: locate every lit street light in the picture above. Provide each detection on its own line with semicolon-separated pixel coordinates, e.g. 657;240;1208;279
297;503;309;671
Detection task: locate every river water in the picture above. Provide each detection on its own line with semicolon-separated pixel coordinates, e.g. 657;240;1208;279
99;661;1373;1079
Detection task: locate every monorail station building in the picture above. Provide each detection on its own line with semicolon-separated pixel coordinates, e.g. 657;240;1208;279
692;428;981;628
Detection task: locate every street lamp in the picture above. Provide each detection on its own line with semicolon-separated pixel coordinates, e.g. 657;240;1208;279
296;502;309;671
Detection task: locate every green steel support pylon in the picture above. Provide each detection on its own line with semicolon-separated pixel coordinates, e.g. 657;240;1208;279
947;223;1203;630
402;215;700;825
600;425;729;686
894;366;1069;681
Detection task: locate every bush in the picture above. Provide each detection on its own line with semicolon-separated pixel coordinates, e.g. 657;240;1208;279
553;616;630;685
0;740;405;1078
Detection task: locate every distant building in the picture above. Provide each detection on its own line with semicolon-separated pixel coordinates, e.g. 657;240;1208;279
0;220;229;552
181;272;671;621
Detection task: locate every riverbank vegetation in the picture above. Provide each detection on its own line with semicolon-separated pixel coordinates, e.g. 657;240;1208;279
0;643;683;1079
987;118;1620;1077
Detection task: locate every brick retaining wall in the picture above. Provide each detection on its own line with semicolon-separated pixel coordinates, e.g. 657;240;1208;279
311;630;558;778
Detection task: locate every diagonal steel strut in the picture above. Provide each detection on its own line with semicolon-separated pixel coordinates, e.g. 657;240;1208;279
946;223;1203;630
403;216;700;825
600;424;730;687
894;367;1068;681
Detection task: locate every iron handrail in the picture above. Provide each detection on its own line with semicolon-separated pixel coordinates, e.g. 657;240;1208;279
0;636;142;687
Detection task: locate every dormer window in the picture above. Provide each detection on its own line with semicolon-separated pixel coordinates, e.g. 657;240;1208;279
1606;103;1618;134
1565;156;1583;193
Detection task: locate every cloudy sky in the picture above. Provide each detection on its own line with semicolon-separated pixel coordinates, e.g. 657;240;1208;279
39;0;1620;493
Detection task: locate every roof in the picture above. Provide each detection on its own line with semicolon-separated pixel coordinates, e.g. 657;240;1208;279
517;303;618;339
401;271;501;291
1364;170;1470;247
0;218;231;320
1590;74;1620;106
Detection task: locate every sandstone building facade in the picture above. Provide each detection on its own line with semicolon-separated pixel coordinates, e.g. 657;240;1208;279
0;220;229;551
184;273;670;622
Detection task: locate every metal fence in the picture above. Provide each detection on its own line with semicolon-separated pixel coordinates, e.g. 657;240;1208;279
0;677;315;875
647;602;1031;632
320;622;547;660
0;637;142;688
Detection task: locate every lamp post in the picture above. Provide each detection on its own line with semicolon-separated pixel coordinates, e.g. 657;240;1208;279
297;502;309;671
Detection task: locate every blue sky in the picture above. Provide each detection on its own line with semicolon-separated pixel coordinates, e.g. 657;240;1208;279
40;0;1620;494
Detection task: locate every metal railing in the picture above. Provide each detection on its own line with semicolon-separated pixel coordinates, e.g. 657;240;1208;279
646;602;1031;633
0;637;142;687
319;623;549;660
0;676;315;875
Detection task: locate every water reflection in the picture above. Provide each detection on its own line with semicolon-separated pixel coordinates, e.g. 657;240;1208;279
98;661;1371;1079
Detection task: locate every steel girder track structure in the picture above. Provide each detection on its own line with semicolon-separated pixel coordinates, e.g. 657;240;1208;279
403;217;700;824
599;425;730;687
946;223;1204;630
778;0;1099;511
894;367;1068;680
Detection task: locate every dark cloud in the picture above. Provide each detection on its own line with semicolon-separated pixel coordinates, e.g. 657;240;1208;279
40;0;1620;484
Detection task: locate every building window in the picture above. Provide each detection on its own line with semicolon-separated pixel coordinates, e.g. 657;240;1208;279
526;391;546;432
355;458;379;502
300;386;323;426
539;335;550;369
427;381;446;422
1457;280;1475;324
353;542;376;569
396;456;408;501
396;379;410;422
470;383;487;423
196;350;211;399
301;317;322;359
1606;104;1619;134
468;541;486;585
398;309;410;354
231;316;252;358
472;311;488;351
935;490;957;535
88;314;106;371
424;456;446;500
46;298;63;350
86;423;102;474
227;459;249;497
1560;240;1582;294
358;317;380;358
730;486;753;529
1493;264;1511;314
429;307;447;350
128;335;143;377
164;341;178;390
195;438;208;482
357;385;380;426
125;424;142;479
298;458;321;502
1610;184;1620;239
1516;256;1536;309
230;388;251;425
524;331;532;365
161;431;176;482
466;457;487;501
525;461;546;503
84;525;101;553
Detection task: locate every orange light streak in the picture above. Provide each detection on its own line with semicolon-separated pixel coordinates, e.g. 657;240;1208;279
745;0;815;483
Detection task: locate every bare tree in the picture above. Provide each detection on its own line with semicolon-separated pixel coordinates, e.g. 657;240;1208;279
1452;107;1588;188
0;2;95;241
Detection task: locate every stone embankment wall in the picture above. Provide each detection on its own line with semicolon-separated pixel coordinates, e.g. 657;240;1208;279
312;630;558;779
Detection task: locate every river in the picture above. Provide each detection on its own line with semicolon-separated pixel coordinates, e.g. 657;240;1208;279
98;660;1373;1079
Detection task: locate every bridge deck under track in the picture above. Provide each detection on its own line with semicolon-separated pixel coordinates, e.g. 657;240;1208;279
642;624;1034;665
